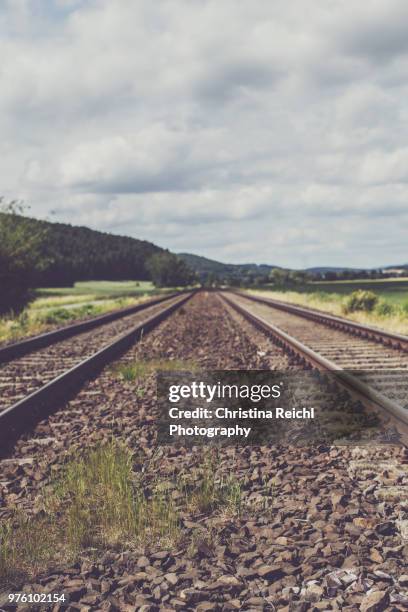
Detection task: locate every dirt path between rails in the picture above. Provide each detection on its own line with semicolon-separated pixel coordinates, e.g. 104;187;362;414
0;293;407;611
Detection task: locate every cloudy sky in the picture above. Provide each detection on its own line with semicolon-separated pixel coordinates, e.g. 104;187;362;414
1;0;408;268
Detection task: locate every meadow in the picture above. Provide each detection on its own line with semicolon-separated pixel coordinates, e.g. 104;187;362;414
249;278;408;335
0;281;166;345
37;280;157;300
306;277;408;305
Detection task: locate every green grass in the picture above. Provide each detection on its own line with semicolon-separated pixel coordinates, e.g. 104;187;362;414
258;278;408;304
0;444;242;588
36;280;158;299
0;516;52;588
0;295;148;344
249;286;408;335
0;443;181;587
113;358;197;382
296;278;408;305
0;280;174;345
311;279;408;308
182;453;242;515
50;442;180;551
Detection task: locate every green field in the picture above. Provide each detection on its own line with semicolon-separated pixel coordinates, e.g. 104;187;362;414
249;278;408;335
306;278;408;305
257;278;408;306
36;280;157;300
0;281;169;345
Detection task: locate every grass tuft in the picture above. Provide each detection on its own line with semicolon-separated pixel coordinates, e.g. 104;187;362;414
0;444;242;588
179;451;242;515
0;514;57;588
114;358;197;382
49;442;179;551
0;443;179;586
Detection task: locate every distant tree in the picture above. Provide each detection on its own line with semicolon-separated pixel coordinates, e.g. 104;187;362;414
288;270;309;285
146;252;195;287
0;199;46;314
202;272;218;288
269;268;290;286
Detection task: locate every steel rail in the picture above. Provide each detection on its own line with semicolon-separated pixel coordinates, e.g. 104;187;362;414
0;291;187;364
221;293;408;437
0;292;193;454
233;290;408;351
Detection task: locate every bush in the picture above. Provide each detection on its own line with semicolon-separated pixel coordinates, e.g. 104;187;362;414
146;252;196;287
40;308;75;325
343;290;378;313
375;300;394;316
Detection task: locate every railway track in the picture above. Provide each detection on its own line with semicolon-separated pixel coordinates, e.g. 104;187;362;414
1;291;408;609
220;291;408;542
3;287;408;451
235;291;408;352
222;291;408;436
0;291;193;452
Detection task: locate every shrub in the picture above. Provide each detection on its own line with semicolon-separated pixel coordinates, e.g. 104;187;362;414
41;308;73;325
343;290;378;313
375;300;394;316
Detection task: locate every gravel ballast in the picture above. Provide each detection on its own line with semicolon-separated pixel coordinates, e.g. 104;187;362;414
0;292;407;611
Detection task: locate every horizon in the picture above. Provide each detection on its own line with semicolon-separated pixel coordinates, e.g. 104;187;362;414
16;209;407;271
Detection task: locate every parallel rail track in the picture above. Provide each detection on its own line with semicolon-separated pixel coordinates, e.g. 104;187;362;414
2;287;408;454
221;291;408;439
0;292;192;453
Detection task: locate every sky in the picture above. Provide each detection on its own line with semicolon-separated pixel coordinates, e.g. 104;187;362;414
1;0;408;268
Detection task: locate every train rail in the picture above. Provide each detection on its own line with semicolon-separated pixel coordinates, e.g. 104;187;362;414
221;291;408;439
235;290;408;351
0;291;185;364
0;293;190;412
0;292;192;452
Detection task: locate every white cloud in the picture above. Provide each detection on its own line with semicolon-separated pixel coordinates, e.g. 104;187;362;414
0;0;407;267
359;149;408;184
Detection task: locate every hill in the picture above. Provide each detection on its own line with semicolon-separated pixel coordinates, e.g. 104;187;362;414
178;253;278;282
305;266;364;274
5;214;165;287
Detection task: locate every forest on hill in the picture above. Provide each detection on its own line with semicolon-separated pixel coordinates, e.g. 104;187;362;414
6;213;164;287
178;253;277;285
38;218;164;286
0;206;194;314
178;253;403;285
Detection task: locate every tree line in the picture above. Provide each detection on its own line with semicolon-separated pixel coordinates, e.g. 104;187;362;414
0;203;195;315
